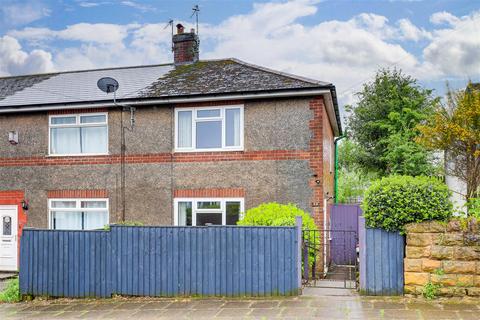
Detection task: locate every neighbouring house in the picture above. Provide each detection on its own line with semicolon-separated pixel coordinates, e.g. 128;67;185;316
0;24;341;271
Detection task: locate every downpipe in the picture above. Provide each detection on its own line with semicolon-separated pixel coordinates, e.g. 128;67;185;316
323;195;334;277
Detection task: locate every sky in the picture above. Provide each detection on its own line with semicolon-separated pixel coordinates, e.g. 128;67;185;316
0;0;479;115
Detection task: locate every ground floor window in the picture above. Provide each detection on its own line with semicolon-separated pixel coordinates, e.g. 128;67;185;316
174;198;244;226
49;199;109;230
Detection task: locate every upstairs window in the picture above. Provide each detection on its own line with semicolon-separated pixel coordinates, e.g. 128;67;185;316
175;106;243;151
49;113;108;155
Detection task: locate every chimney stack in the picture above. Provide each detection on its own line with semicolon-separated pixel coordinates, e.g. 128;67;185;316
173;23;199;65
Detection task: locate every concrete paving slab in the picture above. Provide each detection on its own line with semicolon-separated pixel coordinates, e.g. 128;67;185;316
222;301;252;308
2;293;480;319
216;307;251;317
141;301;172;310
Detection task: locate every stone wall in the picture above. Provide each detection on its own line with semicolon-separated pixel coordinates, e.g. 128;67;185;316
404;220;480;297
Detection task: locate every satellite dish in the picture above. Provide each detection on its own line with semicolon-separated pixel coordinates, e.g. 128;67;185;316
97;77;119;93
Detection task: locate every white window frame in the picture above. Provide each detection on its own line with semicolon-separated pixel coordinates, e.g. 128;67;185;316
48;198;109;230
174;105;244;152
173;198;244;226
48;112;109;156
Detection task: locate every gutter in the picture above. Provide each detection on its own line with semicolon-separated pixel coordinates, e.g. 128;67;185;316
0;89;331;114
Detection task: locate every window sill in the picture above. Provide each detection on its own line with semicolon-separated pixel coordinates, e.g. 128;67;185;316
46;153;110;157
174;148;244;153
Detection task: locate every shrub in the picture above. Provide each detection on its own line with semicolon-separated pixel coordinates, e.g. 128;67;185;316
0;278;21;303
363;175;452;232
466;198;480;218
237;202;317;230
238;202;318;266
104;220;144;230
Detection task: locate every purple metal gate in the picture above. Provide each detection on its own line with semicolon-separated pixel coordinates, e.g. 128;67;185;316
330;204;362;265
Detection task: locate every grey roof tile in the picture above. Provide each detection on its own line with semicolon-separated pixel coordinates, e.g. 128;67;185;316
140;58;329;97
0;59;331;108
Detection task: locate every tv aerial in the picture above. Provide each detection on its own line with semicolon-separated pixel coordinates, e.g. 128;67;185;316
191;5;200;34
164;19;174;51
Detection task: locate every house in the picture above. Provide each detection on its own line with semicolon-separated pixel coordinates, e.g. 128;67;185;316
0;24;341;271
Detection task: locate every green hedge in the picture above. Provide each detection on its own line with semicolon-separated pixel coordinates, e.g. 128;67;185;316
237;202;317;230
238;202;318;265
362;175;452;232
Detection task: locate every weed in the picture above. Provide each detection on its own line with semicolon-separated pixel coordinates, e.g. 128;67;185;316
0;278;21;303
433;268;445;276
422;281;440;300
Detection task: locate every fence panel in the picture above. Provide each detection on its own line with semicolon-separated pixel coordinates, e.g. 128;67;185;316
359;217;405;295
20;225;299;298
110;226;298;297
19;229;111;298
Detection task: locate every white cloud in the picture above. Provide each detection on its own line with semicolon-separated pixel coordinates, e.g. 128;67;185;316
0;36;53;76
78;2;100;7
11;23;136;45
3;1;480;106
351;13;395;39
1;2;51;26
430;11;460;26
121;1;154;12
423;11;480;77
397;19;431;41
200;2;418;104
77;1;113;8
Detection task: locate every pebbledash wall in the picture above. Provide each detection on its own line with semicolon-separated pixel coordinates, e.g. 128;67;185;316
404;220;480;297
0;96;334;229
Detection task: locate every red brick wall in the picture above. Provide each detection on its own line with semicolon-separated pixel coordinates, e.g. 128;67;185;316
0;150;310;166
173;38;198;64
174;188;245;198
322;101;335;232
48;108;108;115
47;189;108;198
308;97;325;228
175;100;243;108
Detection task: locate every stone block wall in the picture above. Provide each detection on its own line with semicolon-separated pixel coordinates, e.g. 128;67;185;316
404;220;480;297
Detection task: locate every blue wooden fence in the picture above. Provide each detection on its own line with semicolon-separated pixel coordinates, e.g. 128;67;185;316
359;217;405;295
19;225;300;298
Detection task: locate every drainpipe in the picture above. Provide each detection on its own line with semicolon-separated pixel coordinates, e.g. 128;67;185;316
334;136;346;204
323;195;334;275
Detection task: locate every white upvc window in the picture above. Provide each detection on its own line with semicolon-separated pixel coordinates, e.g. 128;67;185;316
48;199;109;230
175;105;244;152
174;198;244;226
49;113;108;156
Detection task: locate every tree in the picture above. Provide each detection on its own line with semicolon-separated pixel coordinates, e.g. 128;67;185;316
346;68;439;176
337;138;377;203
416;83;480;201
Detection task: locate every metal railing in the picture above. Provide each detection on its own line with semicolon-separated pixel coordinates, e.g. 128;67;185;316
302;229;358;289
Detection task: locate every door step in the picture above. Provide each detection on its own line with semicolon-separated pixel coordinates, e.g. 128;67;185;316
0;272;18;281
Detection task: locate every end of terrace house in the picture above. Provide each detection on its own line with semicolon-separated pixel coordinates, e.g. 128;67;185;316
0;23;341;271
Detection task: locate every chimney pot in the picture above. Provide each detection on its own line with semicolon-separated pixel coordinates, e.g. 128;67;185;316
176;23;184;34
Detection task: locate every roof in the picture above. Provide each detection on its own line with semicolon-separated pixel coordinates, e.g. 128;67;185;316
0;58;341;132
